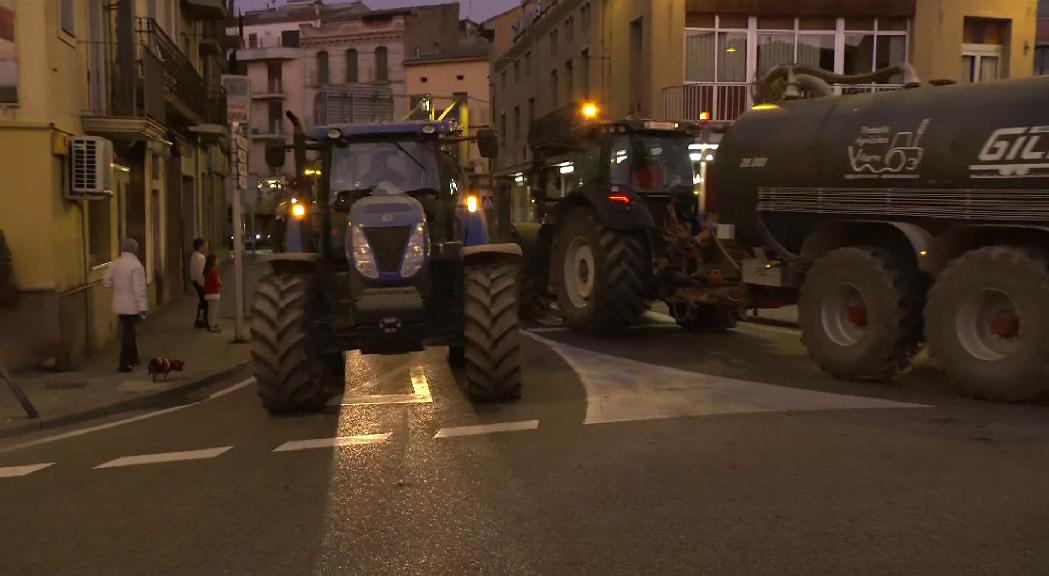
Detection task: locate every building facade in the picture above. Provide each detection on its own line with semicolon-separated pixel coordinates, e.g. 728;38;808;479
236;1;460;187
0;0;231;371
490;0;1038;171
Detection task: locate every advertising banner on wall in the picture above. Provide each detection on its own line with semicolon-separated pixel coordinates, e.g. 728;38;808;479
0;1;16;103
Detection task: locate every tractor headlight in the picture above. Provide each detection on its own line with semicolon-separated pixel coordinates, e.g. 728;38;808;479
350;224;379;278
400;222;428;278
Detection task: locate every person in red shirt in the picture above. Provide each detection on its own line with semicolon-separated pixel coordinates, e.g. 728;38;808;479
203;255;222;333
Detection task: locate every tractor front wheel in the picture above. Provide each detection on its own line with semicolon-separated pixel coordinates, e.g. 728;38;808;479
251;272;334;414
463;260;522;400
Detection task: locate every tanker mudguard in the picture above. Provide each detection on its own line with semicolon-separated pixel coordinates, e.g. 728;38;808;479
557;186;656;231
462;243;522;261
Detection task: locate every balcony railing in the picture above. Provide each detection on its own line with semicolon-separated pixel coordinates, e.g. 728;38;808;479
136;18;208;123
662;82;903;123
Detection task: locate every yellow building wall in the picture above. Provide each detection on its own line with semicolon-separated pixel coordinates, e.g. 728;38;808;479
406;58;492;170
603;0;685;119
913;0;1038;82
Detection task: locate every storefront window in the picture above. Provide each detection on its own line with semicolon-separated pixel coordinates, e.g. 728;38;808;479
685;30;715;82
757;33;795;77
717;32;747;82
797;34;835;72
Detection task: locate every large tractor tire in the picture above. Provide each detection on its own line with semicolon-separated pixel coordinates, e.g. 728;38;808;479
512;223;555;321
251;272;336;414
925;246;1049;401
799;246;923;381
463;260;522;400
553;209;650;336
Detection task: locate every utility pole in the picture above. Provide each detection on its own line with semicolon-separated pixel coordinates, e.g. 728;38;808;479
231;123;248;343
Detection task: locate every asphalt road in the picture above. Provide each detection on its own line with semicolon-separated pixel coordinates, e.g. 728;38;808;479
2;319;1048;575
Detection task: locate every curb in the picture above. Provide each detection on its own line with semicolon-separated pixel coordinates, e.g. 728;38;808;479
0;360;251;440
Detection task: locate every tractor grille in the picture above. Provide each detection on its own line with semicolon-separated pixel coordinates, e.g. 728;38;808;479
365;226;411;274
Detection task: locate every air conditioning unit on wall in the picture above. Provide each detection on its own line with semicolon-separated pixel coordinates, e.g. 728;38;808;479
68;136;114;200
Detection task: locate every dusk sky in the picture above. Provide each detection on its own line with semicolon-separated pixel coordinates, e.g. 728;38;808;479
235;0;520;22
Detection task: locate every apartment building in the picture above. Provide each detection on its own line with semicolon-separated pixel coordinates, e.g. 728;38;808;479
490;0;1037;173
0;0;231;370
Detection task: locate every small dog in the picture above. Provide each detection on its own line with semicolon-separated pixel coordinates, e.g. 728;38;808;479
147;357;185;382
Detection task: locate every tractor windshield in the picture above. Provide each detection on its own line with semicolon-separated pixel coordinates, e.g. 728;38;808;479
608;134;695;193
330;139;441;195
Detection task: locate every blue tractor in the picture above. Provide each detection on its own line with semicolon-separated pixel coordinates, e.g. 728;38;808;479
252;113;521;413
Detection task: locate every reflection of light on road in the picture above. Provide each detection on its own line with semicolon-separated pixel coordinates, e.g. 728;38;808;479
329;352;432;406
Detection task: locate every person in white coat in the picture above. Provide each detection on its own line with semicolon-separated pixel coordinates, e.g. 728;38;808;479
104;238;149;373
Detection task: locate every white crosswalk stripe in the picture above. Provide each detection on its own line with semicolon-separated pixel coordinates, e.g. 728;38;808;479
94;446;232;469
434;420;539;439
0;463;54;478
273;433;392;452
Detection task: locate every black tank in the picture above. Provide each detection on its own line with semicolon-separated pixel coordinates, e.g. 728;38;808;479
710;76;1049;252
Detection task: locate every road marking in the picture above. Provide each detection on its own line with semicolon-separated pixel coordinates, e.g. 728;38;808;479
94;446;232;469
330;365;432;406
434;420;540;439
206;377;255;400
0;403;197;455
0;377;256;455
0;462;55;478
273;433;392;452
524;332;929;425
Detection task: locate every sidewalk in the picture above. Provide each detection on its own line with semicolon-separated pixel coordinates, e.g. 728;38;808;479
0;254;266;438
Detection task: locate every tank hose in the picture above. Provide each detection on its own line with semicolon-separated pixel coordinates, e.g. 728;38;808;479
753;213;800;265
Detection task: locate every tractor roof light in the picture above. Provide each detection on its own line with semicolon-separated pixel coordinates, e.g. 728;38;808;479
581;102;599;120
466;195;478;213
291;202;307;220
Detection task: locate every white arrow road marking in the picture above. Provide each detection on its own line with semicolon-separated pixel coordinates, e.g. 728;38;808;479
525;333;930;425
94;446;232;469
273;433;392;452
0;463;55;478
434;420;540;439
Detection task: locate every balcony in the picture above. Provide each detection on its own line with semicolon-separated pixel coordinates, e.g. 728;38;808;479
83;17;226;139
252;80;286;100
662;82;903;123
239;36;300;62
252;120;285;140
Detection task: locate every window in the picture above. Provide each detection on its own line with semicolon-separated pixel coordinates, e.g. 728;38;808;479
267;62;282;93
581;4;591;33
249;33;258;48
565;60;574;102
281;30;299;47
88;199;113;268
581;49;590;97
268;101;283;134
375;46;389;82
1036;45;1049;75
500;113;506;145
316;51;329;85
550;69;559;108
565;16;574;43
757;33;794;77
514;60;520;83
456;74;464;81
550;29;559;57
60;0;75;36
421;76;428;83
797;34;835;73
528;97;535;124
525;51;532;75
501;70;507;92
346;49;358;83
513;106;521;140
962;18;1007;83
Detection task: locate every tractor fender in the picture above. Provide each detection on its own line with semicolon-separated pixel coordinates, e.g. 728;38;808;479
258;252;325;275
462;243;522;265
552;186;656;232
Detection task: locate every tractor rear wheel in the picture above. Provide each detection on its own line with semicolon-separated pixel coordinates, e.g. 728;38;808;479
553;209;650;336
926;246;1049;401
251;272;334;414
799;246;923;381
463;260;521;400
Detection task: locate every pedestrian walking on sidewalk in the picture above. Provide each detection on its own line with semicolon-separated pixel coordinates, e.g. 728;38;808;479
190;238;208;329
104;238;149;373
203;254;222;333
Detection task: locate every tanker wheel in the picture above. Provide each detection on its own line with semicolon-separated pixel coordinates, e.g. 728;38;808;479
512;223;556;321
925;246;1049;401
250;272;334;414
463;259;521;401
675;303;738;333
800;246;923;381
553;209;650;336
